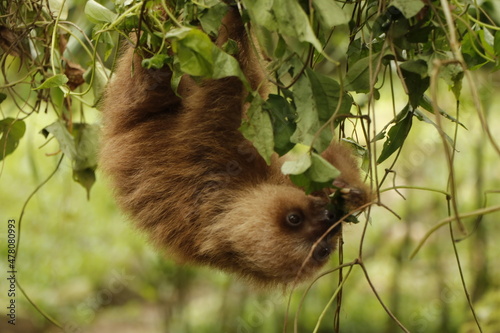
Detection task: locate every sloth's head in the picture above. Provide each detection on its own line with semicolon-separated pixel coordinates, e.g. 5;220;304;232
200;184;343;286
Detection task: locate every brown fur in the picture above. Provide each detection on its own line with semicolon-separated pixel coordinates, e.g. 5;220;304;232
99;8;370;287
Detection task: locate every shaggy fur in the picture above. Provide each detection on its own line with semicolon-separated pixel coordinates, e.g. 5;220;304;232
100;8;370;286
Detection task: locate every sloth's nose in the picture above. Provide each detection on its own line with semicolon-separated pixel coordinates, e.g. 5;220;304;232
313;239;332;262
324;209;343;235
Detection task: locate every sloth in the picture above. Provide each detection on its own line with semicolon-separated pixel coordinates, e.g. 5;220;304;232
99;7;371;287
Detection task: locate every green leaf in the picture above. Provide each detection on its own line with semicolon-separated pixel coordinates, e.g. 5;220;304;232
100;31;116;61
73;168;96;200
308;152;340;183
289;173;312;190
199;3;229;36
272;0;322;52
419;95;466;128
0;93;6;104
479;28;495;56
462;31;489;70
281;144;340;194
33;74;69;90
312;0;349;28
201;0;220;6
346;39;368;65
391;0;425;19
345;55;379;93
495;31;500;57
168;27;214;77
85;0;117;24
142;54;170;70
72;123;99;199
290;174;333;195
252;26;279;60
406;25;434;43
374;105;412;144
116;13;139;32
41;121;98;197
273;36;287;59
171;60;184;97
400;60;429;108
73;123;99;171
290;73;321;147
264;94;296;156
306;69;334;121
0;118;26;161
413;109;454;146
400;59;428;77
373;129;386;142
377;105;413;164
222;39;238;56
287;151;339;194
239;94;274;165
441;64;464;99
167;27;246;84
243;0;278;32
281;144;312;175
211;45;246;82
46;0;68;20
41;120;76;159
305;68;353;121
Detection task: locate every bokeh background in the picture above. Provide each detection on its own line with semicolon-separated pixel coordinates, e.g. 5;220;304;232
1;73;500;333
1;0;500;332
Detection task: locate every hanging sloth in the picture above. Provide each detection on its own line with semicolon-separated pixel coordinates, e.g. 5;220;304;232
99;7;371;287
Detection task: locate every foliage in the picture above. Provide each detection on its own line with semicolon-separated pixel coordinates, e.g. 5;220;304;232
1;0;500;332
1;0;499;194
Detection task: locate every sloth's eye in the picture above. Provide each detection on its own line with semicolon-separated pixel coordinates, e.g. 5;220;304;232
286;213;303;226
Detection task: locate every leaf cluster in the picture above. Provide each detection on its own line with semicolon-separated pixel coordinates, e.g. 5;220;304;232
1;0;499;196
0;0;108;195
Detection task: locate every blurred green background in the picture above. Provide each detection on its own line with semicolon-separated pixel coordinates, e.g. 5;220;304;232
1;76;499;333
1;0;500;332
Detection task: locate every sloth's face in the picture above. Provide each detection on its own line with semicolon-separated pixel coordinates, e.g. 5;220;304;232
200;184;344;285
279;194;342;262
264;190;343;283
